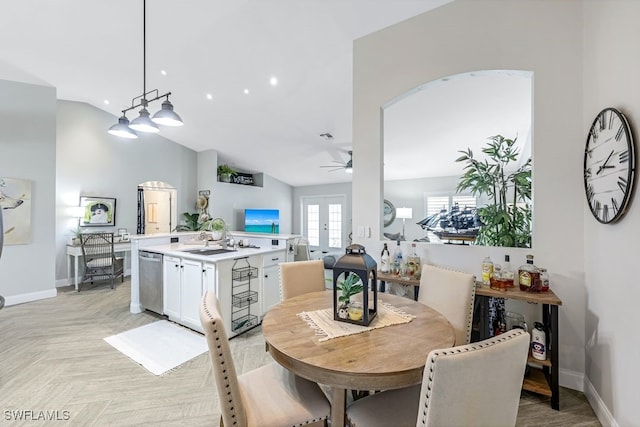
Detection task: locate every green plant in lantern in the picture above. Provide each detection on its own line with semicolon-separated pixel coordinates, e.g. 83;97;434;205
336;272;364;305
455;134;532;248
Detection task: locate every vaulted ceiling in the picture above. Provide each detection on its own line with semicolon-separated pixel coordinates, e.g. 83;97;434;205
0;1;528;187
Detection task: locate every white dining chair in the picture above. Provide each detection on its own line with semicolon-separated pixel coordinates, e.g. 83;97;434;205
418;263;476;345
346;329;530;427
199;291;330;427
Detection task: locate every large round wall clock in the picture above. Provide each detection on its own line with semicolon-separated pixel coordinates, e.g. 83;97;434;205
584;107;635;224
383;199;396;227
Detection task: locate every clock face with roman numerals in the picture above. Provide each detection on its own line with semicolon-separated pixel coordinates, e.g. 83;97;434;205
584;107;635;224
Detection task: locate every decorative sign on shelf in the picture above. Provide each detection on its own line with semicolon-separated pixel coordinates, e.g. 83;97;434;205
231;173;254;185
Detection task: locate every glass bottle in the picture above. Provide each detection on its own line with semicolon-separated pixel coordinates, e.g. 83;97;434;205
502;254;514;288
518;254;540;292
394;240;403;271
407;243;421;279
380;243;390;273
540;268;550;292
481;256;493;285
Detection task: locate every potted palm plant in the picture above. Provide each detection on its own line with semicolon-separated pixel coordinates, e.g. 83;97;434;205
217;164;237;183
455;134;532;247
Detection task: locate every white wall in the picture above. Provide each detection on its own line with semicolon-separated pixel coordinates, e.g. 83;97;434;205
583;3;640;425
204;166;294;235
0;79;57;303
353;0;586;395
56;101;198;282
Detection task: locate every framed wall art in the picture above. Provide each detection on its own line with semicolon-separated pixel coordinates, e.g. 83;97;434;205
0;177;32;245
79;196;116;227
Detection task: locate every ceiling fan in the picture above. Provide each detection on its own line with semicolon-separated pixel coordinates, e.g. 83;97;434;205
321;150;353;173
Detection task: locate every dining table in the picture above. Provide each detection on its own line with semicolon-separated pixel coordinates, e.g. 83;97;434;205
261;290;455;427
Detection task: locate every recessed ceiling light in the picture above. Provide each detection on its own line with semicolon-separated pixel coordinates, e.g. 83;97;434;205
103;99;110;105
206;93;213;100
243;89;250;95
269;76;278;86
160;70;167;76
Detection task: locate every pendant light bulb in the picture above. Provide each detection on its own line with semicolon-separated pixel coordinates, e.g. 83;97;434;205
130;107;160;133
108;115;138;139
152;99;184;126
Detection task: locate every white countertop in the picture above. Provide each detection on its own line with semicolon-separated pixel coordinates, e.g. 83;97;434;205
139;242;286;262
130;231;300;241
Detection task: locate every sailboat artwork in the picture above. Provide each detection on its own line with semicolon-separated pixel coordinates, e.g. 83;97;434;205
0;177;32;245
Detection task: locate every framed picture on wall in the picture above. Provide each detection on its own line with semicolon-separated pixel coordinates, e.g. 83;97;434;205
79;196;116;227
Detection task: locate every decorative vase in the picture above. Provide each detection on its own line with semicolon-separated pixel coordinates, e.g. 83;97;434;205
348;301;363;321
219;173;230;183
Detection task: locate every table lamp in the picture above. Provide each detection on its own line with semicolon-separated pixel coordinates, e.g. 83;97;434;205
396;207;413;240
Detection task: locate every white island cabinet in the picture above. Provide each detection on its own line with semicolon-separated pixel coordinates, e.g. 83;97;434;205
163;256;203;333
129;232;299;336
261;250;285;314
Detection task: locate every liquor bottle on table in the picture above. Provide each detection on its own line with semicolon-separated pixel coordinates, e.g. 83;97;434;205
380;243;390;273
481;256;494;285
394;240;403;276
406;243;421;279
518;254;540;292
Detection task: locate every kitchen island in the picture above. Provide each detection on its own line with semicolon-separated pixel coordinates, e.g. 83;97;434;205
129;232;298;337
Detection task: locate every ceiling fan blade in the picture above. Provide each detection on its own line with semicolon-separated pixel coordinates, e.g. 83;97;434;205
319;166;345;172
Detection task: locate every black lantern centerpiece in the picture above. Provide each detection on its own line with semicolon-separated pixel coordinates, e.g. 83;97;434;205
333;244;377;326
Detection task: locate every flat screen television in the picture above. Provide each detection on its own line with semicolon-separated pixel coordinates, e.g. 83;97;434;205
244;209;279;234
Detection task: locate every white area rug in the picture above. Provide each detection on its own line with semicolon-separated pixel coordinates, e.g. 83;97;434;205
104;320;208;375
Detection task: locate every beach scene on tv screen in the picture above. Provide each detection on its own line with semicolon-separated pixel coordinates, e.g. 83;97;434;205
244;209;279;234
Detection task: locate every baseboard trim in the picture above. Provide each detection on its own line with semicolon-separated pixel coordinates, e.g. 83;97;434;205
4;288;57;306
559;368;584;392
584;377;618;427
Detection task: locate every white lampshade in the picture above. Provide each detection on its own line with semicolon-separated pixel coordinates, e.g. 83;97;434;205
396;207;413;219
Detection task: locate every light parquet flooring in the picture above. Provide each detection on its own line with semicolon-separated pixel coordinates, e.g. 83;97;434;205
0;279;601;426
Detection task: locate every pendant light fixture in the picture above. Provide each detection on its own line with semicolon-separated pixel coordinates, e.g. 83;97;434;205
108;0;183;138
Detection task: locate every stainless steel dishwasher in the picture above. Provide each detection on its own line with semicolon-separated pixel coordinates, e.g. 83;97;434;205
139;251;163;315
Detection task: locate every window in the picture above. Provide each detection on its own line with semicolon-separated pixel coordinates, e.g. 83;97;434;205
327;204;342;248
307;204;320;246
425;193;477;217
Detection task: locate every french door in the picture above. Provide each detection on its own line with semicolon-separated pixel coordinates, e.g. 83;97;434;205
302;195;346;253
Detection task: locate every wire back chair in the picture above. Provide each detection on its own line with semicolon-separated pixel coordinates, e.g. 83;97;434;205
79;232;124;291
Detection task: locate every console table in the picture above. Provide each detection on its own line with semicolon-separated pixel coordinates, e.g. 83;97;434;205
377;271;420;300
474;284;563;410
377;270;563;410
66;241;131;291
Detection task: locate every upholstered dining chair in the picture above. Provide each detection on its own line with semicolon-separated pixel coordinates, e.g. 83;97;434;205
279;259;326;301
199;291;330;427
417;264;476;345
346;329;530;427
79;232;124;291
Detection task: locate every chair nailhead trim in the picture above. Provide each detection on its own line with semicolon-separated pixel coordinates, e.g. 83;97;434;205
202;298;243;425
418;329;526;424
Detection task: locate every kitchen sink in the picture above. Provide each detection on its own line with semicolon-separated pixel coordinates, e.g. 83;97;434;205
182;248;237;256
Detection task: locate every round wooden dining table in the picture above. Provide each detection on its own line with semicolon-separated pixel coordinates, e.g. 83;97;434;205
261;290;455;427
